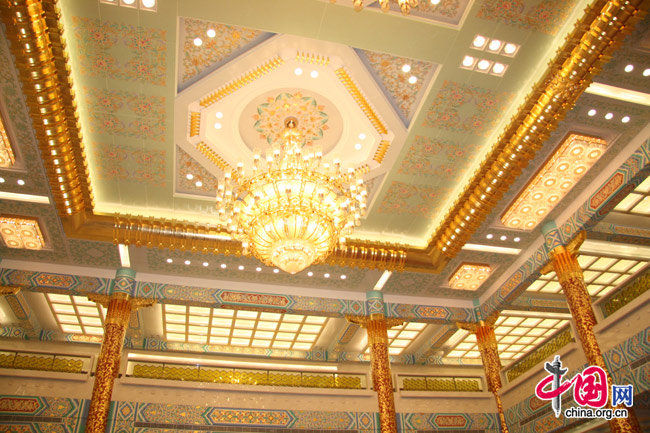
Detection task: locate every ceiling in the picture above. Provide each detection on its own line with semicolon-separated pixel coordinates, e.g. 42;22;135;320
0;0;649;367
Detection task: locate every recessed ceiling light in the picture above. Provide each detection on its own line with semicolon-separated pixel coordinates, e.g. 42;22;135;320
17;179;25;186
123;0;135;4
294;68;303;76
220;263;227;269
488;39;502;52
401;64;411;73
184;260;191;265
514;237;521;242
324;273;330;278
358;133;366;140
206;29;216;38
195;181;203;187
431;0;441;4
273;269;279;273
238;265;244;270
477;60;491;70
354;143;362;150
624;64;634;73
141;0;155;8
256;267;262;272
310;70;319;78
492;62;506;75
166;258;173;263
202;262;209;267
307;271;313;276
340;275;346;279
215;112;223;118
588;109;597;116
486;234;493;239
503;43;518;55
193;38;202;47
605;112;614;120
472;35;486;48
0;178;4;183
408;76;417;84
214;123;222;129
500;235;507;241
644;68;650;77
186;173;193;180
462;56;475;68
621;116;630;123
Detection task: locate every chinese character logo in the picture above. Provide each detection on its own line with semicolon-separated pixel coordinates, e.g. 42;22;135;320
535;355;612;417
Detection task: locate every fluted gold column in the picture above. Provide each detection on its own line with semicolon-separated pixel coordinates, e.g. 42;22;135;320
459;318;508;433
542;231;641;433
347;291;402;433
85;293;132;433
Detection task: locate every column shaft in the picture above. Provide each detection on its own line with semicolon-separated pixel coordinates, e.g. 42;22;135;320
476;324;509;433
85;295;132;433
552;247;641;433
367;315;397;433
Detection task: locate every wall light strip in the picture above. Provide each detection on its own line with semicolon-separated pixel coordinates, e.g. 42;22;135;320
462;243;522;255
118;244;131;268
586;82;650;107
373;270;392;291
0;191;50;204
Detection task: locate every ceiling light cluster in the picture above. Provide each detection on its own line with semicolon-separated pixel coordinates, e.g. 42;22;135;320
99;0;156;12
293;68;320;78
461;35;519;76
185;173;204;188
215;118;367;274
485;233;520;242
502;134;608;230
0;216;45;250
588;108;631;123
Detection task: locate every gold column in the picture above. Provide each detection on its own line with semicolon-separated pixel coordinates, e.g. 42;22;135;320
542;232;641;433
348;314;403;433
85;293;153;433
459;319;509;433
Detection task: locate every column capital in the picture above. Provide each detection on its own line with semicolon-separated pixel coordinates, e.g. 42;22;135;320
0;285;20;296
112;267;137;296
456;312;499;332
345;314;403;329
88;292;155;311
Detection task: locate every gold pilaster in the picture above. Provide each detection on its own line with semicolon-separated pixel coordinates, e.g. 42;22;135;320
544;234;641;433
347;315;402;433
85;294;154;433
459;319;509;433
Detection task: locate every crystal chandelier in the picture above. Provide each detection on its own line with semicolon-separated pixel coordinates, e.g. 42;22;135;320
216;117;367;274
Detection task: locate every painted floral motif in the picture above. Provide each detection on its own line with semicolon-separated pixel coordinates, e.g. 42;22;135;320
91;141;166;187
377;181;451;216
68;239;120;268
398;136;476;177
83;88;166;142
253;93;329;145
176;146;219;195
370;0;465;22
360;50;435;120
477;0;579;35
181;18;265;84
71;16;167;85
423;80;512;137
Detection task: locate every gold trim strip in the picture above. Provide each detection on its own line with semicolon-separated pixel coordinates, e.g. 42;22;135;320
0;113;15;167
429;0;649;261
0;0;94;220
373;140;391;165
335;68;388;135
189;112;201;137
199;57;285;108
295;52;330;66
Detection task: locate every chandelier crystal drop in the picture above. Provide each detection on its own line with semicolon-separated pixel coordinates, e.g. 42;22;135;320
216;117;367;274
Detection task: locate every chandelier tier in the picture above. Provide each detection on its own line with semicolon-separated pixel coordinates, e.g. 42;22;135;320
216;117;367;274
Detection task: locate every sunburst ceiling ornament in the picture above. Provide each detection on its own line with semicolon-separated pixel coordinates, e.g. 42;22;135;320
216;117;367;274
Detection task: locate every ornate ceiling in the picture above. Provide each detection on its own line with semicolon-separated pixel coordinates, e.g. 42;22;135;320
0;0;649;365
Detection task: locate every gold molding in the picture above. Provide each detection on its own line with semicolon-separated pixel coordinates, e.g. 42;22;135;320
196;141;237;178
373;140;391;165
189;112;201;137
295;52;330;66
0;0;94;222
199;57;285;108
335;67;388;135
